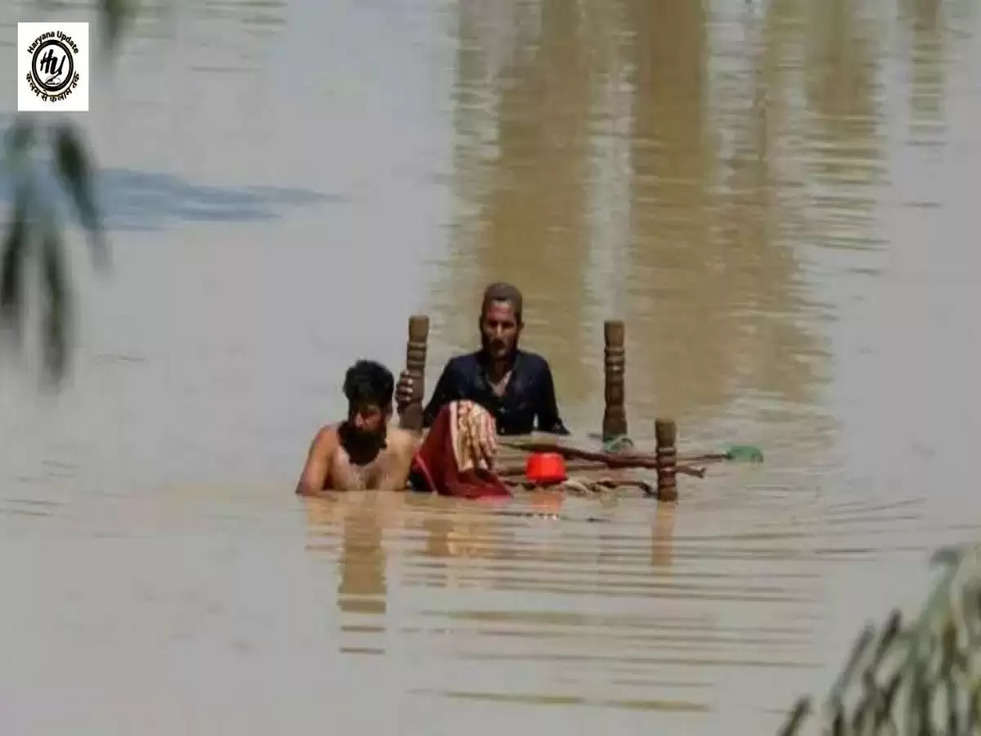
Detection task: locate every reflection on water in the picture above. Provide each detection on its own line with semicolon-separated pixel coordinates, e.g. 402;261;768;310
2;0;981;732
652;501;676;569
905;0;946;146
436;0;838;438
336;503;387;619
445;0;596;401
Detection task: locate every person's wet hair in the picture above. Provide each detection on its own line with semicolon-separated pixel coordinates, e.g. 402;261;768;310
481;282;523;323
343;360;394;409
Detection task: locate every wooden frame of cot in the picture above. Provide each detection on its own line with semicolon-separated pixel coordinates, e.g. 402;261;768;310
396;315;682;501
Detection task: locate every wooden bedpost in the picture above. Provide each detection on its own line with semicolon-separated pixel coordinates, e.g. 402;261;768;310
602;320;627;441
655;418;678;501
398;314;429;431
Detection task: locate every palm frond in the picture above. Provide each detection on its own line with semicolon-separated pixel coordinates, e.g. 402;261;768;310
53;122;108;269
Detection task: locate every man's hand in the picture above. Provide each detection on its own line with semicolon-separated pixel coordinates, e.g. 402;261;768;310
474;408;497;469
396;370;415;410
457;400;497;470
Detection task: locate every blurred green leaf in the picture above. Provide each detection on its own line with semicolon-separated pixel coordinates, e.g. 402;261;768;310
101;0;132;53
54;122;108;270
776;697;810;736
6;118;36;156
41;228;70;382
0;203;27;342
2;0;131;382
931;545;964;568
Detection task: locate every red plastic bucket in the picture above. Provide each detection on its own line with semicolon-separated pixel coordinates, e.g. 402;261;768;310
525;452;567;484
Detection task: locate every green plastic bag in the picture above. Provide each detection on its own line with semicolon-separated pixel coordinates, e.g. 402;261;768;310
725;445;764;462
602;435;635;454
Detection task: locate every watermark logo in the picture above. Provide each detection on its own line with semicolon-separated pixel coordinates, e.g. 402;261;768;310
17;22;89;112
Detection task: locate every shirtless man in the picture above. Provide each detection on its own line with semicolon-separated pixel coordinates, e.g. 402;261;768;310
296;360;419;494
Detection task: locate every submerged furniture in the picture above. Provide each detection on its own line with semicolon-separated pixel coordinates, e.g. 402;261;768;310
397;315;681;500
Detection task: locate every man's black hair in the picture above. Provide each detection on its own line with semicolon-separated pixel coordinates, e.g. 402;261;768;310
481;282;523;323
343;360;394;408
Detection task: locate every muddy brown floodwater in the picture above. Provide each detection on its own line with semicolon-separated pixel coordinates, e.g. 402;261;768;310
2;0;981;732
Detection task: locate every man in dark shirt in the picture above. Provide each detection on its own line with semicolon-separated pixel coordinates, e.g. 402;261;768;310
396;283;569;435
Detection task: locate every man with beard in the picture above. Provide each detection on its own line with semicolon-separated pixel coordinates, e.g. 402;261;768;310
296;360;419;493
397;282;569;436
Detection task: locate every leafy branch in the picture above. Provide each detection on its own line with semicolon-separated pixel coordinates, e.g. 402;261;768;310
1;0;132;383
778;544;981;736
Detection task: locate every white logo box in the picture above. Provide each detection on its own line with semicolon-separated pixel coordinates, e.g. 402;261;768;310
17;22;90;112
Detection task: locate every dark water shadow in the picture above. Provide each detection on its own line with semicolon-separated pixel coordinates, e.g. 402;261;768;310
0;160;343;231
94;169;344;231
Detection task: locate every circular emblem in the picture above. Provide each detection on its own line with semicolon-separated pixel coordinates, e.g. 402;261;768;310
31;39;75;93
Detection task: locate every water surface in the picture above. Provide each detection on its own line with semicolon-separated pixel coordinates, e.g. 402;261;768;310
2;0;981;732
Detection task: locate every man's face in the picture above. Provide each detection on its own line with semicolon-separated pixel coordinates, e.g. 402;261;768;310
480;300;521;361
348;402;390;441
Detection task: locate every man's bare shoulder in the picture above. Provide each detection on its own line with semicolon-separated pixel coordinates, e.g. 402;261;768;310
386;427;420;456
296;424;343;497
310;424;341;451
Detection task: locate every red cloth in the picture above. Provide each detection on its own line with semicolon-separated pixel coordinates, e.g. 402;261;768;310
411;404;511;499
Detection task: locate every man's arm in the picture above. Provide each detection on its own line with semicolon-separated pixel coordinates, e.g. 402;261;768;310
378;428;421;490
295;426;338;495
535;362;570;435
422;361;460;428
